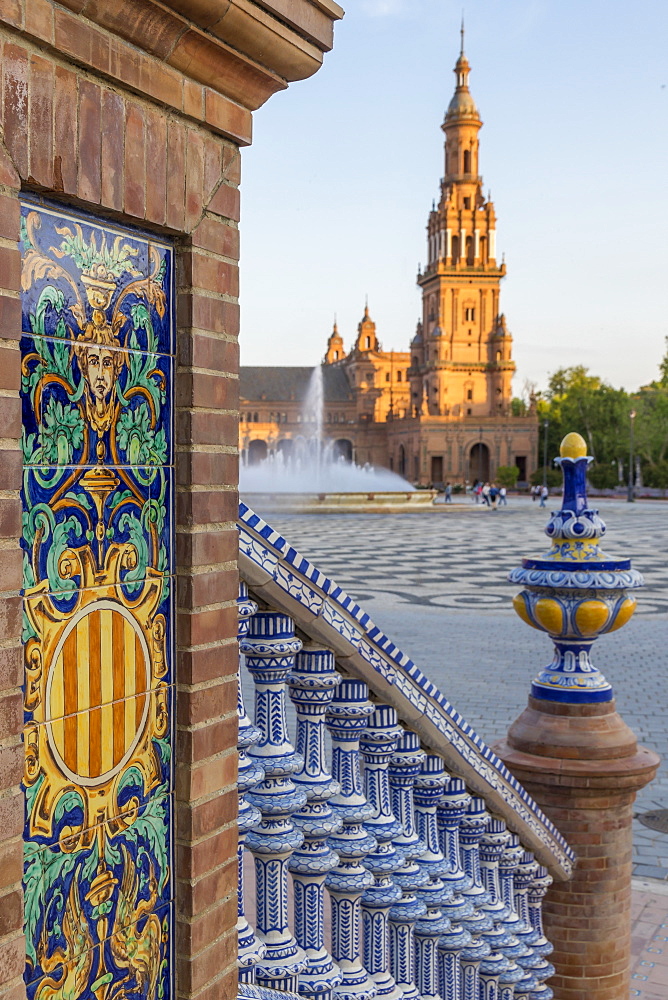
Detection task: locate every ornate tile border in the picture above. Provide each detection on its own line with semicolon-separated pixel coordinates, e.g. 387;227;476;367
238;501;575;880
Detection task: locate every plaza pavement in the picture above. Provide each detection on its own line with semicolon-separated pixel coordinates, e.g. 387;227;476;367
247;494;668;997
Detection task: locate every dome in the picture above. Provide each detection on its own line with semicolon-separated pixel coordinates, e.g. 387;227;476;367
445;89;479;122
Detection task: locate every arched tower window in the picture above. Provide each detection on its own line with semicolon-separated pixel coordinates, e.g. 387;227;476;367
479;236;486;263
365;336;370;349
451;235;460;262
466;236;474;265
463;148;471;174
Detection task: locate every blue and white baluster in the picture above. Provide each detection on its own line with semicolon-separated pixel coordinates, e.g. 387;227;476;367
458;799;494;1000
437;778;473;1000
510;853;541;999
497;834;533;1000
360;706;405;1000
477;819;513;1000
387;733;433;998
237;584;267;982
325;679;378;1000
288;646;343;1000
413;756;453;1000
526;866;555;1000
244;611;308;992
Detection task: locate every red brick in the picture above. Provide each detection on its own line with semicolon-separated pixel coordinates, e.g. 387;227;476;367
0;196;19;243
177;604;237;649
0;692;21;742
0;648;21;692
176;713;237;762
166;120;186;231
0;398;19;445
0;933;24;985
175;751;237;801
0;791;22;843
206;181;240;222
2;43;29;178
176;371;238;410
176;924;237;991
100;89;124;211
191;216;239;260
0;744;22;793
0;0;23;29
0;549;21;593
175;449;238;488
176;527;237;570
202;135;222;204
175;879;236;949
222;144;241;186
0;596;21;643
176;679;235;727
25;0;55;43
175;409;238;447
185;128;204;232
177;331;239;371
176;489;239;528
0;452;21;491
204;87;252;147
174;850;238;910
0;890;22;939
0;250;20;296
0;840;21;891
189;253;239;297
28;54;54;188
78;79;101;203
0;346;20;390
124;102;145;219
184;291;239;336
0;144;19;190
176;644;238;687
183;78;203;120
177;566;238;608
53;65;77;195
144;105;167;226
0;495;20;537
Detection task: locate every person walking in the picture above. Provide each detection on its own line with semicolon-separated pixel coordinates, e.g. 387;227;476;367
444;482;452;504
498;485;507;506
489;483;499;509
482;482;491;507
539;484;548;507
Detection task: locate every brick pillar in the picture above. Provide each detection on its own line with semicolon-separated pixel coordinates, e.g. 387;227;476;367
495;432;659;1000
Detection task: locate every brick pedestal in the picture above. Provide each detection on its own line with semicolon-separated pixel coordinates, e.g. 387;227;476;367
495;696;659;1000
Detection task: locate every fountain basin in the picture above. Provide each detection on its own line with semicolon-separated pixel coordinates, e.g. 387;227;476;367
241;490;439;514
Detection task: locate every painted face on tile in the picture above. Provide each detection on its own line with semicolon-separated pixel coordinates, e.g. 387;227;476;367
85;346;115;401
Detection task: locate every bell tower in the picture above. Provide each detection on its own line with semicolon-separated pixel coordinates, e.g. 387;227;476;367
412;28;515;419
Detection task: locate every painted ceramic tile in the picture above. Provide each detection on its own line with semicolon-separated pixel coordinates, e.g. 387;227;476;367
20;199;174;1000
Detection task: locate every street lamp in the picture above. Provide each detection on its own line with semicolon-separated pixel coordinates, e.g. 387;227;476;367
542;418;550;490
627;409;636;503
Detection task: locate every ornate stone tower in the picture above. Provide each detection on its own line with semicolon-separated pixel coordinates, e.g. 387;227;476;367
412;29;515;420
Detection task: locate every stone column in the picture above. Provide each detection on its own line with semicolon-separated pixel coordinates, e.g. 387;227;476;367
495;432;660;1000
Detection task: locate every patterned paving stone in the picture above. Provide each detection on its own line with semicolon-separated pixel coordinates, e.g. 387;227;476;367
258;496;668;878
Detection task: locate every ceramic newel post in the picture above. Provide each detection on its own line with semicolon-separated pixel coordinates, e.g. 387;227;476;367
496;432;659;1000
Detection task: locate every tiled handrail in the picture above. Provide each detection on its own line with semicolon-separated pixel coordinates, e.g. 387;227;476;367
238;501;574;881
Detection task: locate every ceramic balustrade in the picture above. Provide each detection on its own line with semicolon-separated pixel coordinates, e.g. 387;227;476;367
288;646;343;1000
237;584;267;982
325;679;378;1000
243;611;308;992
360;706;405;1000
235;601;559;1000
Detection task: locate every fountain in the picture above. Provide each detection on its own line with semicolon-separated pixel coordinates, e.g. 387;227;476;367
240;366;437;512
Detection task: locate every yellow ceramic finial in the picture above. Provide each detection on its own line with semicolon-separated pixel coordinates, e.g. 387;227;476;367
560;432;587;459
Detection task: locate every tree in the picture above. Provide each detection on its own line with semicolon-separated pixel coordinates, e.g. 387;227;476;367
495;465;520;488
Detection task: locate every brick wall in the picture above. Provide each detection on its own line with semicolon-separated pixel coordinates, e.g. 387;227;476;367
0;12;242;1000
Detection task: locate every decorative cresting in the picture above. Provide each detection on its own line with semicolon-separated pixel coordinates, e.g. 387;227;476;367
325;680;377;1000
20;200;174;999
288;646;343;999
237;584;267;981
509;432;643;703
243;612;308;992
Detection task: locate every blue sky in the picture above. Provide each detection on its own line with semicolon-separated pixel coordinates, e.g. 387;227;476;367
239;0;668;395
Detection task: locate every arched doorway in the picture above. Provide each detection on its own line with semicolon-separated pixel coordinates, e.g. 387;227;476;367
398;444;406;477
333;439;353;463
469;442;490;483
248;439;268;466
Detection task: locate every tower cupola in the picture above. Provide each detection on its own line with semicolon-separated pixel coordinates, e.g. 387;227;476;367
324;319;345;363
355;303;379;353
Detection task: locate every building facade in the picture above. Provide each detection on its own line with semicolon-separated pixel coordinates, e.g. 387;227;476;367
241;36;538;486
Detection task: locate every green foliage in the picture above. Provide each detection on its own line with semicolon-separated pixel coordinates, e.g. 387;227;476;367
643;461;668;488
495;465;520;488
587;464;620;489
529;467;561;488
54;224;142;278
510;397;527;416
116;403;167;465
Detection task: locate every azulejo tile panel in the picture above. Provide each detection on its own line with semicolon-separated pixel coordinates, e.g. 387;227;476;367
20;197;174;1000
